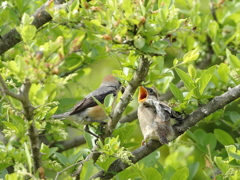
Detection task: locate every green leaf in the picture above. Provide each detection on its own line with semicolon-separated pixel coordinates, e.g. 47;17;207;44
214;129;235;145
198;65;216;95
21;13;34;25
104;94;114;107
134;37;145;49
24;143;32;173
203;133;217;152
207;21;219;40
226;49;240;68
21;25;37;42
169;82;184;102
113;122;137;145
183;48;199;63
162;166;176;180
211;42;221;55
173;58;178;66
175;68;195;90
54;152;69;166
170;167;189;180
218;63;230;83
188;64;196;79
142;167;162;180
188;162;199;180
2;122;19;133
155;56;164;74
229;152;240;160
6;61;20;74
45;106;58;119
225;145;237;161
214;156;228;173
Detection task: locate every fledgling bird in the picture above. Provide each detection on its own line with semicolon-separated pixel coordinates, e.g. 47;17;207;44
51;74;122;128
138;86;183;145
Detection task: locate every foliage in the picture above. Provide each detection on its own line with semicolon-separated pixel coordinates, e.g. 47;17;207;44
0;0;240;179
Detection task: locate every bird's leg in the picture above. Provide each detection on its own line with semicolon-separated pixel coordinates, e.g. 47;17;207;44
97;122;107;135
84;125;99;138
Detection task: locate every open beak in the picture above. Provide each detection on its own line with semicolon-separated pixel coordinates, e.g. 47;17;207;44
138;86;148;102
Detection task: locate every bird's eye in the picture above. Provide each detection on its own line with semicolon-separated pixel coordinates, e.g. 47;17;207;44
149;89;154;94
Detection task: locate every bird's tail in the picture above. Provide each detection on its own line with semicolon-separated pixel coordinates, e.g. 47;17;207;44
51;112;70;119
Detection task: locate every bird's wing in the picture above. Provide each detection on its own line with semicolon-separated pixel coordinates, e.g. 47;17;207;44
158;101;183;122
69;87;117;115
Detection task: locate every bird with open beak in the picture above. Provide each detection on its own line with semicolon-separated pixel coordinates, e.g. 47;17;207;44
138;86;183;145
51;74;122;135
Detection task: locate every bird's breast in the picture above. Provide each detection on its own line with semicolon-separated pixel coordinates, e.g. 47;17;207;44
86;105;108;121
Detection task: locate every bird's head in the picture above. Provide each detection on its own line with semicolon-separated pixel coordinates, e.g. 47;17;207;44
101;74;121;88
138;86;158;103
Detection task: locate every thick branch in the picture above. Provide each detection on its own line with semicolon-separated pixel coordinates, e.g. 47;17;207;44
107;56;151;133
91;84;240;179
51;136;86;152
175;84;240;133
0;0;74;55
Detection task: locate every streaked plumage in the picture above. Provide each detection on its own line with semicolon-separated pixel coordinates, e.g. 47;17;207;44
138;86;183;144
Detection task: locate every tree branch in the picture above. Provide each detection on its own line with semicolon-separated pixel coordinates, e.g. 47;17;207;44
0;75;23;100
90;84;240;179
73;55;152;178
50;135;86;152
0;75;43;176
107;55;152;134
0;0;75;55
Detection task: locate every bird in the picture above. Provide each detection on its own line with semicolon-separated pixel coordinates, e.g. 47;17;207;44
51;74;122;136
137;86;183;145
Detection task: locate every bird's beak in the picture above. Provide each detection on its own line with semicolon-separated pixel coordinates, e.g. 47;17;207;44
138;86;148;102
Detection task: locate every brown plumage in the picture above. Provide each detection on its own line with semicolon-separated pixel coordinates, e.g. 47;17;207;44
51;74;122;125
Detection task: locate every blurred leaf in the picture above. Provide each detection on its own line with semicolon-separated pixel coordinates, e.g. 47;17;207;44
218;63;230;83
113;122;137;146
162;166;176;180
104;94;114;107
169;82;184;102
173;58;178;66
203;133;217;152
229;159;240;167
214;129;235;145
3;122;19;133
214;156;228;173
188;162;199;180
198;66;216;95
183;48;199;63
21;13;34;25
24;143;32;173
142;167;162;180
188;64;196;79
54;152;69;166
229;152;240;160
170;167;189;180
211;42;221;55
82;160;97;180
226;49;240;68
20;25;37;42
207;21;219;40
134;37;145;49
175;68;195;90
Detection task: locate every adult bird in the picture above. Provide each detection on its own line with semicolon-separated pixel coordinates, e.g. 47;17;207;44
51;74;122;136
138;86;183;145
